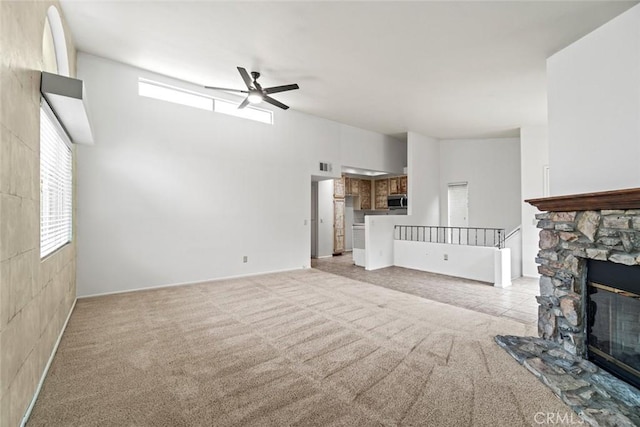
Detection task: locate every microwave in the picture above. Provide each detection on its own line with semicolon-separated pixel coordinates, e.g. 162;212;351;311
387;195;408;209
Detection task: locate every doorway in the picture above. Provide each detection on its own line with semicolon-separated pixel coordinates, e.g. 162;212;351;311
311;181;318;258
448;182;469;227
447;182;469;244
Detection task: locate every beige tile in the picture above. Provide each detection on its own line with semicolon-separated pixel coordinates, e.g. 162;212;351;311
0;125;12;195
21;296;41;356
0;310;23;396
8;348;40;427
0;387;9;427
22;197;38;254
10;133;37;200
0;259;11;330
502;309;537;324
10;251;36;317
0;194;21;261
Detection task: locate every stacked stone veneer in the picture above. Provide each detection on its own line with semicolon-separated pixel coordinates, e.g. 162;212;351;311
1;3;78;426
535;209;640;357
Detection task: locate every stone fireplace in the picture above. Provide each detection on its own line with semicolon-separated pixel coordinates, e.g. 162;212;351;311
526;188;640;390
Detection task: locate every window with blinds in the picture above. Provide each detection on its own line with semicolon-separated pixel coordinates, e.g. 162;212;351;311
40;101;73;258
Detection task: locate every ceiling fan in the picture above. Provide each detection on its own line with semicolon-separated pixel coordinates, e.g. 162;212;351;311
205;67;299;110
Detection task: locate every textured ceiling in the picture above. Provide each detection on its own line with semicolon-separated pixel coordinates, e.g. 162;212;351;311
60;1;637;139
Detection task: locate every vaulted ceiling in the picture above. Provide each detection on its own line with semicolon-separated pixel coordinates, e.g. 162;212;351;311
60;1;637;139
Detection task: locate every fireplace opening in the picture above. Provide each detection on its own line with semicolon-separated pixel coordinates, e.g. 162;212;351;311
587;259;640;390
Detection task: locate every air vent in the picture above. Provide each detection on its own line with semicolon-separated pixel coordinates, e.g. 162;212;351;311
319;162;332;172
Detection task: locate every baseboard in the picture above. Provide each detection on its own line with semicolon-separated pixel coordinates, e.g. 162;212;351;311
21;297;77;427
78;266;305;299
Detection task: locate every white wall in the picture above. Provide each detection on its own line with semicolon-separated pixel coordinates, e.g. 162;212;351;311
547;4;640;195
316;179;335;258
520;126;549;277
439;138;521;232
407;132;440;224
341;124;406;173
76;54;405;296
365;214;413;270
394;240;502;284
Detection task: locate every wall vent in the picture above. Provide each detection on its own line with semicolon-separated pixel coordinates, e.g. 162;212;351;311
319;162;332;172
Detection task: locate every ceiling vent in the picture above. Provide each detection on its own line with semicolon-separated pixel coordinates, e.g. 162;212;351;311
40;72;94;145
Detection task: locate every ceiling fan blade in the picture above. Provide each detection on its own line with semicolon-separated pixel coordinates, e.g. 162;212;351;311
264;84;299;95
263;95;289;110
237;67;253;89
237;97;250;109
204;86;248;94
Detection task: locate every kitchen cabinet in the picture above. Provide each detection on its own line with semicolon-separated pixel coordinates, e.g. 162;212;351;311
350;178;360;196
342;176;361;197
389;176;408;195
360;179;371;210
344;177;351;196
389;177;399;195
333;198;345;254
375;179;388;209
334;176;345;198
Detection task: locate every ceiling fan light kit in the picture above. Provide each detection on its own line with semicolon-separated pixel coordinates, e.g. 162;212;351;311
205;67;299;110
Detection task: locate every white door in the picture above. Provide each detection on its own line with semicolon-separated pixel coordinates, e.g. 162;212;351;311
448;183;468;243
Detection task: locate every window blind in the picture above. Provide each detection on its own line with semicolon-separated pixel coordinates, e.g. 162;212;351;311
40;101;73;258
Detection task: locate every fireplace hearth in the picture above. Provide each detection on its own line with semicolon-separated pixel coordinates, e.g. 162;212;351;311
494;188;640;425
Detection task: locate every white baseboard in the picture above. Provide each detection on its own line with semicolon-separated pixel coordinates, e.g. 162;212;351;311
78;266;305;299
21;298;77;427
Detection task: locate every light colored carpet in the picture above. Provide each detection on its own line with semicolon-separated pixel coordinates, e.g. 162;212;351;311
27;269;574;426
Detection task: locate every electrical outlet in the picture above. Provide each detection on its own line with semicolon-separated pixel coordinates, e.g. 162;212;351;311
243;256;248;263
444;254;448;261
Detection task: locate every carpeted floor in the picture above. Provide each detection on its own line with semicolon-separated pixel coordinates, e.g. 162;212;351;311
28;269;574;426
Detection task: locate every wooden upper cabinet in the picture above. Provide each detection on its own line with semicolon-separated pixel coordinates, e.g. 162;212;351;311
344;177;351;196
360;179;371;210
350;178;360;196
334;176;345;198
389;177;399;195
400;176;408;194
375;179;389;209
388;176;408;195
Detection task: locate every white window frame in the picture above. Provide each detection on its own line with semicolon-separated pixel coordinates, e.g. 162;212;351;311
40;99;73;258
138;78;273;125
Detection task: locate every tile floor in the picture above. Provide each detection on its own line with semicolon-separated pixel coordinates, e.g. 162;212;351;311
312;252;541;324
